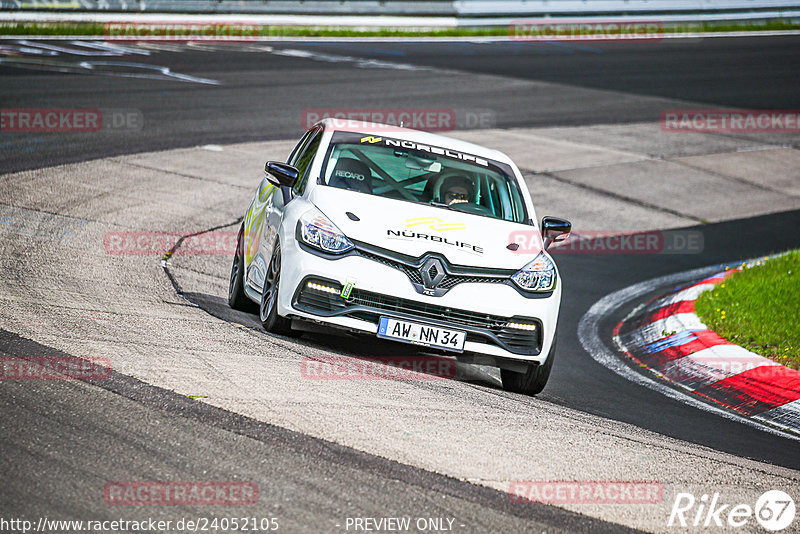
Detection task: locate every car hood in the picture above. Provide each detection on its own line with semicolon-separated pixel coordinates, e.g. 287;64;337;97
309;187;542;269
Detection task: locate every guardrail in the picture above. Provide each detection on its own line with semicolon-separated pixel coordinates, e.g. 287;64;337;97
2;0;800;16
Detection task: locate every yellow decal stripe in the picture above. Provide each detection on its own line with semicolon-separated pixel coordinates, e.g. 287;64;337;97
405;217;466;231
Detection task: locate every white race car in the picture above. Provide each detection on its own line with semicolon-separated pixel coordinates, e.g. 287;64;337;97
229;119;571;394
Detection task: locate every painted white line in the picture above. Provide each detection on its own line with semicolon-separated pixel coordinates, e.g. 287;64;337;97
656;30;800;39
0;54;221;84
70;39;151;56
2;32;800;42
663;346;779;387
688;345;779;370
2;9;800;29
16;38;124;56
577;262;800;441
270;48;430;71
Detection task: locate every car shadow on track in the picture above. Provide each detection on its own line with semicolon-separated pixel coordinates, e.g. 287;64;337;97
183;291;502;388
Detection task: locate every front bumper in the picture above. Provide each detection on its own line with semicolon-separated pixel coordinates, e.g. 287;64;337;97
277;235;561;364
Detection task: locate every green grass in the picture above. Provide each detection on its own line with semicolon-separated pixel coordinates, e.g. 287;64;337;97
695;251;800;369
1;20;799;38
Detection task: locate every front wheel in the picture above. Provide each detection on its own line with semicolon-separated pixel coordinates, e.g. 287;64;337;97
259;242;295;335
500;338;556;395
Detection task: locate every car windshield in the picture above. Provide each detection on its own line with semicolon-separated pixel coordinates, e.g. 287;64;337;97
320;133;528;223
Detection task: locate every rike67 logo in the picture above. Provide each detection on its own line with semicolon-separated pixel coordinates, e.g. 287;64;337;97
668;490;795;531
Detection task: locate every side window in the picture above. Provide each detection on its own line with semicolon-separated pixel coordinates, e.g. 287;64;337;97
287;130;312;166
292;129;323;195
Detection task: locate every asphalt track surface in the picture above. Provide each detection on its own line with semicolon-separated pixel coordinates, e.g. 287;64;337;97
0;330;623;533
1;35;800;532
1;35;799;174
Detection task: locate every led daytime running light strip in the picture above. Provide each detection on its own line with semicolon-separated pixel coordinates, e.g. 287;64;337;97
506;322;537;331
307;281;340;295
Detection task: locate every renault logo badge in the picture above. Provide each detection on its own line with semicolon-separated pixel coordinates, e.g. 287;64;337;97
420;258;446;289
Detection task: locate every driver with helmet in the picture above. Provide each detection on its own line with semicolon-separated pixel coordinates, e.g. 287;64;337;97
439;175;475;206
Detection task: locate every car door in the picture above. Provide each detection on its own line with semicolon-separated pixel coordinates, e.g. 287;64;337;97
247;127;323;293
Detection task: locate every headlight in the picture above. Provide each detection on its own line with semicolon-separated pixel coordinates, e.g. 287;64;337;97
511;252;556;292
298;209;354;254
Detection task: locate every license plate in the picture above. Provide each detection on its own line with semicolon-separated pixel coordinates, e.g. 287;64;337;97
377;317;466;353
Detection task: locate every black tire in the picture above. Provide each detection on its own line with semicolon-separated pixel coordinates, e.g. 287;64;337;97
500;338;556;395
228;224;257;313
259;241;295;335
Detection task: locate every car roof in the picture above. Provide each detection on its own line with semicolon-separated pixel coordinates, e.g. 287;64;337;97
318;118;514;167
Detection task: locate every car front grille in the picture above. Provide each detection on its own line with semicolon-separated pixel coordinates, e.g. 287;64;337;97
293;278;541;356
358;250;423;285
356;247;511;293
348;289;505;329
437;274;507;290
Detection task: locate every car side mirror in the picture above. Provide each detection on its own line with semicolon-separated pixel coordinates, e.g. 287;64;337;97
541;216;571;250
265;161;299;188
